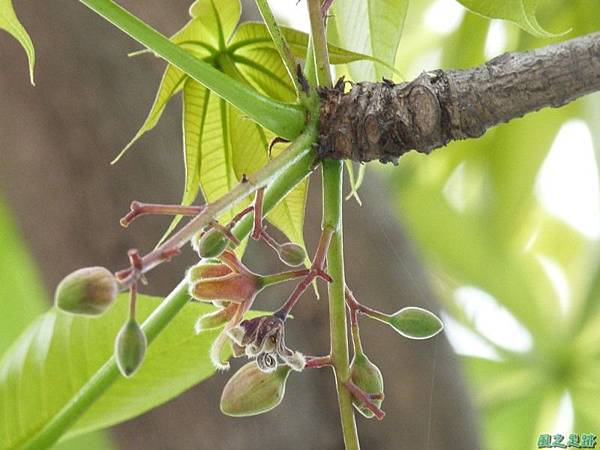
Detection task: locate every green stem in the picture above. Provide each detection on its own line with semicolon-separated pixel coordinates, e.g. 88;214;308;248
117;128;316;283
307;0;332;87
254;0;303;99
323;160;360;450
21;129;318;450
308;0;359;447
22;280;190;450
77;0;305;140
261;269;310;286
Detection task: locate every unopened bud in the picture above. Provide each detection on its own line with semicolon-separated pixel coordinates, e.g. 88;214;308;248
186;262;232;283
194;304;237;333
277;243;306;267
54;266;118;316
220;362;291;417
191;273;261;303
197;228;229;258
388;307;443;340
350;354;384;418
115;319;147;377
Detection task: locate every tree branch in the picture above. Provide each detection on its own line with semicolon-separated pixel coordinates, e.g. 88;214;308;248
319;31;600;163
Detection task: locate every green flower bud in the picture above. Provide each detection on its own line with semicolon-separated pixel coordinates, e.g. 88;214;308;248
350;354;384;418
388;307;443;340
115;320;147;377
220;362;291;417
277;243;306;267
54;266;118;316
197;228;229;259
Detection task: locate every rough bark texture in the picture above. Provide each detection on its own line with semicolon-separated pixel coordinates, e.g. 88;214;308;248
319;31;600;163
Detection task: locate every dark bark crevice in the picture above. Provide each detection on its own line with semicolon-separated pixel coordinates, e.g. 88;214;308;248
319;31;600;163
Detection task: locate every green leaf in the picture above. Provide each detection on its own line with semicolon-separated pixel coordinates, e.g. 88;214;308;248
120;3;316;248
332;0;408;81
0;294;229;449
0;0;35;84
0;199;47;354
454;0;565;37
0;199;115;450
388;307;444;339
80;0;305;140
189;0;240;49
231;23;398;78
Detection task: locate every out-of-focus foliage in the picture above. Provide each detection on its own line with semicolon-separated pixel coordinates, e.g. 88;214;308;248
384;1;600;448
455;0;563;37
0;0;34;84
0;290;244;449
0;198;113;450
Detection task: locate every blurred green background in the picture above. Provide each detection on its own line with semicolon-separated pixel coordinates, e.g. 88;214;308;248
1;0;599;449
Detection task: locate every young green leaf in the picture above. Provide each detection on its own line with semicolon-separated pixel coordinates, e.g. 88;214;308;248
332;0;408;81
114;65;186;163
0;294;235;448
231;23;398;80
388;307;444;339
0;0;35;84
454;0;565;37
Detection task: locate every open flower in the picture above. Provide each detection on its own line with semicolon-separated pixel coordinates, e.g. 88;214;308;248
227;315;305;373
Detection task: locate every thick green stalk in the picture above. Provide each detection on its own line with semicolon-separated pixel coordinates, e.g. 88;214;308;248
307;0;359;447
20;130;317;450
307;0;332;87
254;0;303;99
323;160;359;450
78;0;305;139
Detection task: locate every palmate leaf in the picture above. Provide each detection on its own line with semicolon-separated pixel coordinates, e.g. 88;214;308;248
454;0;565;37
0;294;232;449
119;0;384;252
0;0;34;84
332;0;408;82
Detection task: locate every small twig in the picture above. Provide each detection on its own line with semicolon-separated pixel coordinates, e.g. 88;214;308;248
120;201;204;227
305;355;332;369
345;287;390;323
259;228;281;251
344;380;385;420
274;226;334;319
252;187;265;240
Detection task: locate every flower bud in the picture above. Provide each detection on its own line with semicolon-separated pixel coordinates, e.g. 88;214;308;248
197;228;229;258
191;273;261;303
350;354;384;418
220;362;291;417
277;243;306;267
388;307;443;340
194;304;237;334
115;319;147;377
186;262;232;283
54;266;118;316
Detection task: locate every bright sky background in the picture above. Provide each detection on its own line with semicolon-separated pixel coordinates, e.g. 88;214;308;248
274;0;600;433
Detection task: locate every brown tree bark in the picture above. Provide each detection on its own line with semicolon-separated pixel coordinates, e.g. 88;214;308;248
319;31;600;163
0;1;478;449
